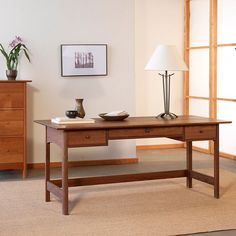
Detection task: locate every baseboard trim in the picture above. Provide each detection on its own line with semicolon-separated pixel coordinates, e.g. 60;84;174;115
28;157;139;169
192;146;211;154
136;143;184;150
219;151;236;160
192;146;236;160
27;146;236;170
0;163;22;170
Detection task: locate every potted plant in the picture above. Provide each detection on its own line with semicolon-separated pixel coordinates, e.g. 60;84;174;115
0;36;30;80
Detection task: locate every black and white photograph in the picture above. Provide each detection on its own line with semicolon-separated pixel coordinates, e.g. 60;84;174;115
61;44;107;77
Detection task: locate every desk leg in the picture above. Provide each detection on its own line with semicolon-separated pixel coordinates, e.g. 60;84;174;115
62;138;69;215
214;125;220;198
186;141;192;188
45;141;50;202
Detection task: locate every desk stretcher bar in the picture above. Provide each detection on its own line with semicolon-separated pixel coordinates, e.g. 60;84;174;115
46;169;214;200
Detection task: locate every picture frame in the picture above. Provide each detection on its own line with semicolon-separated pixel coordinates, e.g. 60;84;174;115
61;44;107;77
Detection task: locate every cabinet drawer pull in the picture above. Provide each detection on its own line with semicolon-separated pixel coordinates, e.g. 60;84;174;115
85;135;90;139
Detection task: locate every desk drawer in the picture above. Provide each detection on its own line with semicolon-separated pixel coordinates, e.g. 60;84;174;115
109;127;184;139
185;125;216;140
68;130;107;147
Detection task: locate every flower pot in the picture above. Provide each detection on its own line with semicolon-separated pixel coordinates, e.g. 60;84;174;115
6;70;18;80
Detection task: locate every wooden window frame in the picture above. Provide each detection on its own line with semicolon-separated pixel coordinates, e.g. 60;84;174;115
184;0;236;160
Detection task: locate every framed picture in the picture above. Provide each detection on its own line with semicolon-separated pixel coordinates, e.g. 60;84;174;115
61;44;107;77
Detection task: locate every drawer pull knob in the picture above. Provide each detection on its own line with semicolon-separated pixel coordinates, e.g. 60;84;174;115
199;130;203;133
85;135;90;139
145;128;150;133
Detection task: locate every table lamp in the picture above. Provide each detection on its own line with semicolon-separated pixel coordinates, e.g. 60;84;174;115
145;45;188;119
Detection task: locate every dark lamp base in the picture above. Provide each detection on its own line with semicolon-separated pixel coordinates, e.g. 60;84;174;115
156;113;178;119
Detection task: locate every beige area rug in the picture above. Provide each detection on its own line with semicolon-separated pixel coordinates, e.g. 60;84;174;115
1;169;236;236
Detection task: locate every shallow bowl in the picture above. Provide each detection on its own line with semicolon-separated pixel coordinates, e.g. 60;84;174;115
99;113;129;121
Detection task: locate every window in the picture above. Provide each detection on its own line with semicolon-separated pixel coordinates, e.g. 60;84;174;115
184;0;236;158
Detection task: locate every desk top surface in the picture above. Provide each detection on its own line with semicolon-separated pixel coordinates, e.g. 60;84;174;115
35;116;231;130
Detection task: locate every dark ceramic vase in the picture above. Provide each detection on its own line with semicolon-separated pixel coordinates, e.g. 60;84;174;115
6;70;17;80
75;98;85;118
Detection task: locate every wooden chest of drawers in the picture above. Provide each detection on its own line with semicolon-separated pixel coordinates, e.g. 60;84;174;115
0;81;31;178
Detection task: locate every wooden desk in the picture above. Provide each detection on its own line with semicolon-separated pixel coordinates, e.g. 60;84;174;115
35;116;231;215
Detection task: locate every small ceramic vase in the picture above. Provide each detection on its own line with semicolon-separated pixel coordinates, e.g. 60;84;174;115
75;98;85;118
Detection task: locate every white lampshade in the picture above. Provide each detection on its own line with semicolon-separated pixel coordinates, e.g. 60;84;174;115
145;45;188;71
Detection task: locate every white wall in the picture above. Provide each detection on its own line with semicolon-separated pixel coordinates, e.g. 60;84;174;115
135;0;185;145
0;0;136;163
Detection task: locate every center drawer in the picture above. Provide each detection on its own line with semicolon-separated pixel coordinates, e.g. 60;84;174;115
109;127;184;139
67;130;107;147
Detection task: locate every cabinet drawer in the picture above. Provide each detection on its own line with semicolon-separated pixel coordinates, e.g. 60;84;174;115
109;127;184;139
0;109;24;121
0;83;24;108
67;130;107;147
0;110;24;136
0;137;24;163
185;125;216;140
0;121;24;136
